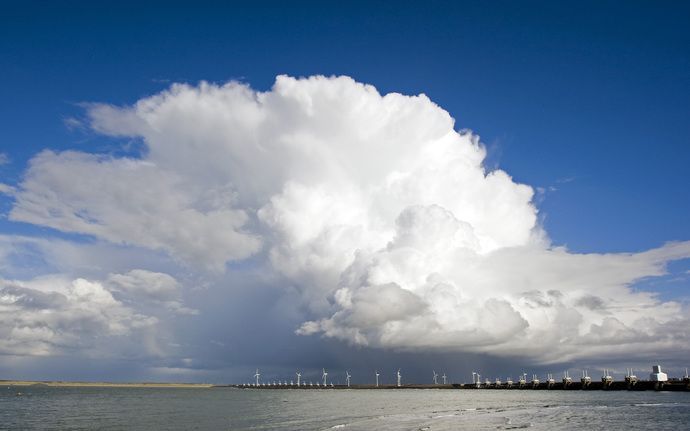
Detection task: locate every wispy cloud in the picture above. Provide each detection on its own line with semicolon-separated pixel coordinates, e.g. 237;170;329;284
556;176;577;184
63;116;85;131
0;183;15;195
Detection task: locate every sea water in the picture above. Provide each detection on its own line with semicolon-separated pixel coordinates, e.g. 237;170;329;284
2;386;689;430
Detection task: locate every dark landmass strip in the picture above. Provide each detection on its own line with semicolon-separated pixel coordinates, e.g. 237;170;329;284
4;379;689;391
222;380;690;391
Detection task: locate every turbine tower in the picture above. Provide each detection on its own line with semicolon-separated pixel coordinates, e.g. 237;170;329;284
433;370;438;385
346;371;351;387
472;371;483;386
442;373;447;385
322;368;328;386
396;369;402;387
375;370;380;387
254;369;261;387
296;371;301;387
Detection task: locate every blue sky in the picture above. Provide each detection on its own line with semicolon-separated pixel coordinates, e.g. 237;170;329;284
2;1;688;253
1;1;689;382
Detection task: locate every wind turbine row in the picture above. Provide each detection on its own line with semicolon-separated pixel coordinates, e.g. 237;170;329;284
246;368;408;387
243;364;688;389
246;368;457;388
250;369;477;387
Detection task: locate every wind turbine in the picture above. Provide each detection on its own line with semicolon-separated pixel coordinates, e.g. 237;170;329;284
296;371;301;387
442;373;447;384
433;370;438;385
254;369;261;387
322;368;328;386
396;369;402;387
375;370;380;387
346;371;351;388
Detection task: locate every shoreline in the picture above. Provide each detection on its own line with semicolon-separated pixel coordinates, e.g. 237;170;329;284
223;380;690;391
1;380;213;388
4;380;689;391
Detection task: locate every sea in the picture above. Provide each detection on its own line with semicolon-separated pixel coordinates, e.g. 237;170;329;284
2;386;689;430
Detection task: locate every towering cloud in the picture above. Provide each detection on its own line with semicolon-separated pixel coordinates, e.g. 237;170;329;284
6;75;690;364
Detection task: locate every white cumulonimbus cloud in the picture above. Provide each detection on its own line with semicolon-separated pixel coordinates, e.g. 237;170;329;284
7;75;690;363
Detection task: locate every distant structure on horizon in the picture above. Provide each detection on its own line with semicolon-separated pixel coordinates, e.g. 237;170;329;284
650;365;668;382
242;362;688;391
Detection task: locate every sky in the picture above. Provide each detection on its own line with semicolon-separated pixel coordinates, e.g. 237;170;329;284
0;1;689;384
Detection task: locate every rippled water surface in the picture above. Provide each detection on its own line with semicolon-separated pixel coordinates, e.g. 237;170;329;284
2;386;689;430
